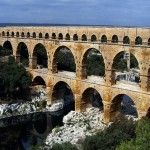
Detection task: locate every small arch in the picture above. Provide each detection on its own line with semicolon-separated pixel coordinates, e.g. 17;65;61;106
32;76;46;86
52;81;75;112
39;33;42;38
33;32;36;38
52;33;56;39
91;35;97;42
11;32;14;37
112;35;118;43
27;32;30;38
135;36;142;45
58;33;63;40
21;32;25;38
45;33;49;39
65;33;70;40
123;36;130;44
148;38;150;45
110;94;138;121
73;34;78;41
101;35;107;43
2;31;5;36
81;88;103;112
82;34;87;41
7;32;9;37
16;32;19;37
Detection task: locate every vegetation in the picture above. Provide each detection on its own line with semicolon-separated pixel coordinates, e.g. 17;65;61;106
0;56;32;101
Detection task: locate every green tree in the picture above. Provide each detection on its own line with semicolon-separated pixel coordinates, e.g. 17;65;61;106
0;56;32;100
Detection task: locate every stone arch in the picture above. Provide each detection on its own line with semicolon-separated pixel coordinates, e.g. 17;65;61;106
112;50;140;84
91;35;97;42
11;32;14;37
21;32;25;38
81;87;103;112
112;35;118;43
135;36;142;45
7;31;9;37
32;43;48;69
81;48;105;79
148;38;150;45
33;32;36;38
52;45;76;73
16;42;29;66
39;33;42;38
101;35;107;43
58;33;63;40
52;33;56;39
27;32;30;38
123;36;130;44
82;34;87;41
52;81;75;112
32;76;46;86
45;33;49;39
73;34;78;41
2;31;5;36
16;32;19;37
65;33;70;40
2;41;13;56
110;94;138;121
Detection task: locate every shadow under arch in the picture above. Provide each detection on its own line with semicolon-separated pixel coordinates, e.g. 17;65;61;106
32;76;46;86
110;94;138;121
52;81;75;113
81;87;103;112
32;43;48;69
112;50;139;85
81;48;105;79
52;45;76;73
16;42;29;66
2;41;13;56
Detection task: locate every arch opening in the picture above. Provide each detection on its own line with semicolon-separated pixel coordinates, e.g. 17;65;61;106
1;41;13;56
123;36;130;44
135;36;142;45
52;46;76;73
27;32;30;38
65;33;70;40
33;43;48;69
52;81;75;114
148;38;150;45
58;33;63;40
32;76;46;86
101;35;107;43
73;34;78;41
11;32;14;37
112;51;139;84
82;48;105;79
7;32;9;37
146;108;150;120
45;33;49;39
33;32;36;38
39;33;42;38
2;31;5;36
110;94;138;121
16;32;19;37
21;32;25;38
52;33;56;39
81;88;103;112
91;35;97;42
17;42;29;66
82;34;87;41
112;35;118;43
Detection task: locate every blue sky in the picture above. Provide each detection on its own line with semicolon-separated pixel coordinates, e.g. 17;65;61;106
0;0;150;26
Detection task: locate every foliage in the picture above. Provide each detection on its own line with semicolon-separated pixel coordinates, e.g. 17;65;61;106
0;56;32;100
50;142;78;150
116;117;150;150
82;117;136;150
130;53;138;68
0;48;12;56
57;51;76;72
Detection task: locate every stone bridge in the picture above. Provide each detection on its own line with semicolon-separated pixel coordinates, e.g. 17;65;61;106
0;26;150;123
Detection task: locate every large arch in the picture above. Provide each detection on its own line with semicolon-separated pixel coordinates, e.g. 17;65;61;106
32;43;48;69
32;76;46;86
2;41;13;56
81;48;105;79
52;81;75;113
52;46;76;73
110;94;138;121
16;42;29;66
112;50;139;85
81;87;103;112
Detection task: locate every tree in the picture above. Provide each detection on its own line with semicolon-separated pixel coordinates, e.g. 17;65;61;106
0;56;32;100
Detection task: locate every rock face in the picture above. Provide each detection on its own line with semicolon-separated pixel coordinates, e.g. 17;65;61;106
45;108;109;149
